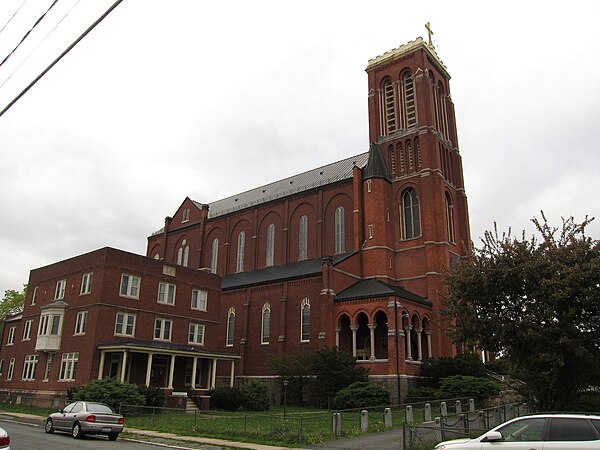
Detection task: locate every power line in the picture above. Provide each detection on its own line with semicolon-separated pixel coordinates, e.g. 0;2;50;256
0;0;124;119
0;0;59;69
0;0;85;91
0;0;28;35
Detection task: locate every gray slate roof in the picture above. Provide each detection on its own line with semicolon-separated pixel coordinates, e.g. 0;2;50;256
204;152;369;219
335;279;431;306
222;252;357;290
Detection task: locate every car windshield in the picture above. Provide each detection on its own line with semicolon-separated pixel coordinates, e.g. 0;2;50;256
87;403;114;413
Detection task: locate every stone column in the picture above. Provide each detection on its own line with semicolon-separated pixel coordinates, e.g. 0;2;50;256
145;353;153;387
368;324;376;360
350;325;358;357
406;325;413;360
426;331;432;358
98;351;105;380
416;327;423;361
191;357;198;389
120;351;128;383
211;359;217;388
229;360;235;387
335;327;340;348
167;354;175;389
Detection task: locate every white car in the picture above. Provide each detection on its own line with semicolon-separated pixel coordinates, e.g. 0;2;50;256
0;426;9;449
435;413;600;449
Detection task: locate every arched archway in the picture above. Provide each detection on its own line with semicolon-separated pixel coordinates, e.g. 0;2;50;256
374;311;388;359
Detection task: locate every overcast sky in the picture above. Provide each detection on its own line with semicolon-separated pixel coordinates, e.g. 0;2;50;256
0;0;599;296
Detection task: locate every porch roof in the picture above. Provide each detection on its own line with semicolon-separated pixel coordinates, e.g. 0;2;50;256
335;279;432;306
97;338;240;360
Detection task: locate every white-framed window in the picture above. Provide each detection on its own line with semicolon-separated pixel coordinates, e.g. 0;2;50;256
402;188;421;239
6;358;15;381
0;359;3;375
154;318;172;341
74;311;88;335
191;289;207;311
80;273;93;295
59;352;78;381
114;312;136;336
261;303;270;344
445;192;455;243
6;326;15;345
22;355;38;381
300;298;311;342
38;313;62;336
335;206;345;254
182;207;190;222
22;320;33;340
120;274;140;298
299;215;308;261
226;307;235;347
54;279;66;300
210;238;219;274
31;286;38;305
157;282;176;305
43;354;53;382
266;224;275;267
236;231;245;273
368;224;374;239
177;239;189;267
188;323;205;345
367;179;372;193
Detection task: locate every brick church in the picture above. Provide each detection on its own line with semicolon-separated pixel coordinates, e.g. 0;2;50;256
0;35;471;407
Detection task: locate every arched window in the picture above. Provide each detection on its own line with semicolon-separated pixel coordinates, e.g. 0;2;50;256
388;145;396;177
210;238;219;274
266;223;275;267
261;303;270;344
226;307;235;347
415;137;422;168
398;142;405;173
176;239;189;267
236;231;245;273
445;193;455;243
403;71;416;128
335;206;345;254
403;188;421;239
300;298;310;342
383;78;396;135
299;215;308;261
407;140;414;172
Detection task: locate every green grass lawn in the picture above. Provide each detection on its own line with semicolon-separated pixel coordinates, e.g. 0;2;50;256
0;401;448;447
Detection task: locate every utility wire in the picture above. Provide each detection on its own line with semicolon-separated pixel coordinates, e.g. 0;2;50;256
0;0;59;69
0;0;84;91
0;0;124;119
0;0;28;35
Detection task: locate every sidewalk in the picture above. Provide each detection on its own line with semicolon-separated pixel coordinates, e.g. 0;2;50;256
0;411;300;450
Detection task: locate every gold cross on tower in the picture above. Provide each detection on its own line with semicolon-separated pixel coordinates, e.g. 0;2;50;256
425;22;434;47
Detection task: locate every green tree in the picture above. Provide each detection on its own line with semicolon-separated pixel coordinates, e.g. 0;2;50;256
270;351;314;405
444;214;600;410
310;347;369;408
0;285;26;333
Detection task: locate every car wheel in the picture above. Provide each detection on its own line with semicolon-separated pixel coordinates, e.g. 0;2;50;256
72;422;84;439
44;418;54;433
108;432;119;441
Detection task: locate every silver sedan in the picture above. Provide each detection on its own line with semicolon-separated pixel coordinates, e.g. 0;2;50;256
45;401;124;441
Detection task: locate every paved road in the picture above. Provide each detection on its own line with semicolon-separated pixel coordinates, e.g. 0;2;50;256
309;427;403;450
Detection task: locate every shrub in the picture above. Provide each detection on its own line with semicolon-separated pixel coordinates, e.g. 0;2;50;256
138;385;165;407
209;386;243;411
334;381;390;409
310;347;369;407
573;391;600;412
405;386;440;403
69;378;145;412
438;375;500;400
240;380;270;411
419;354;486;387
